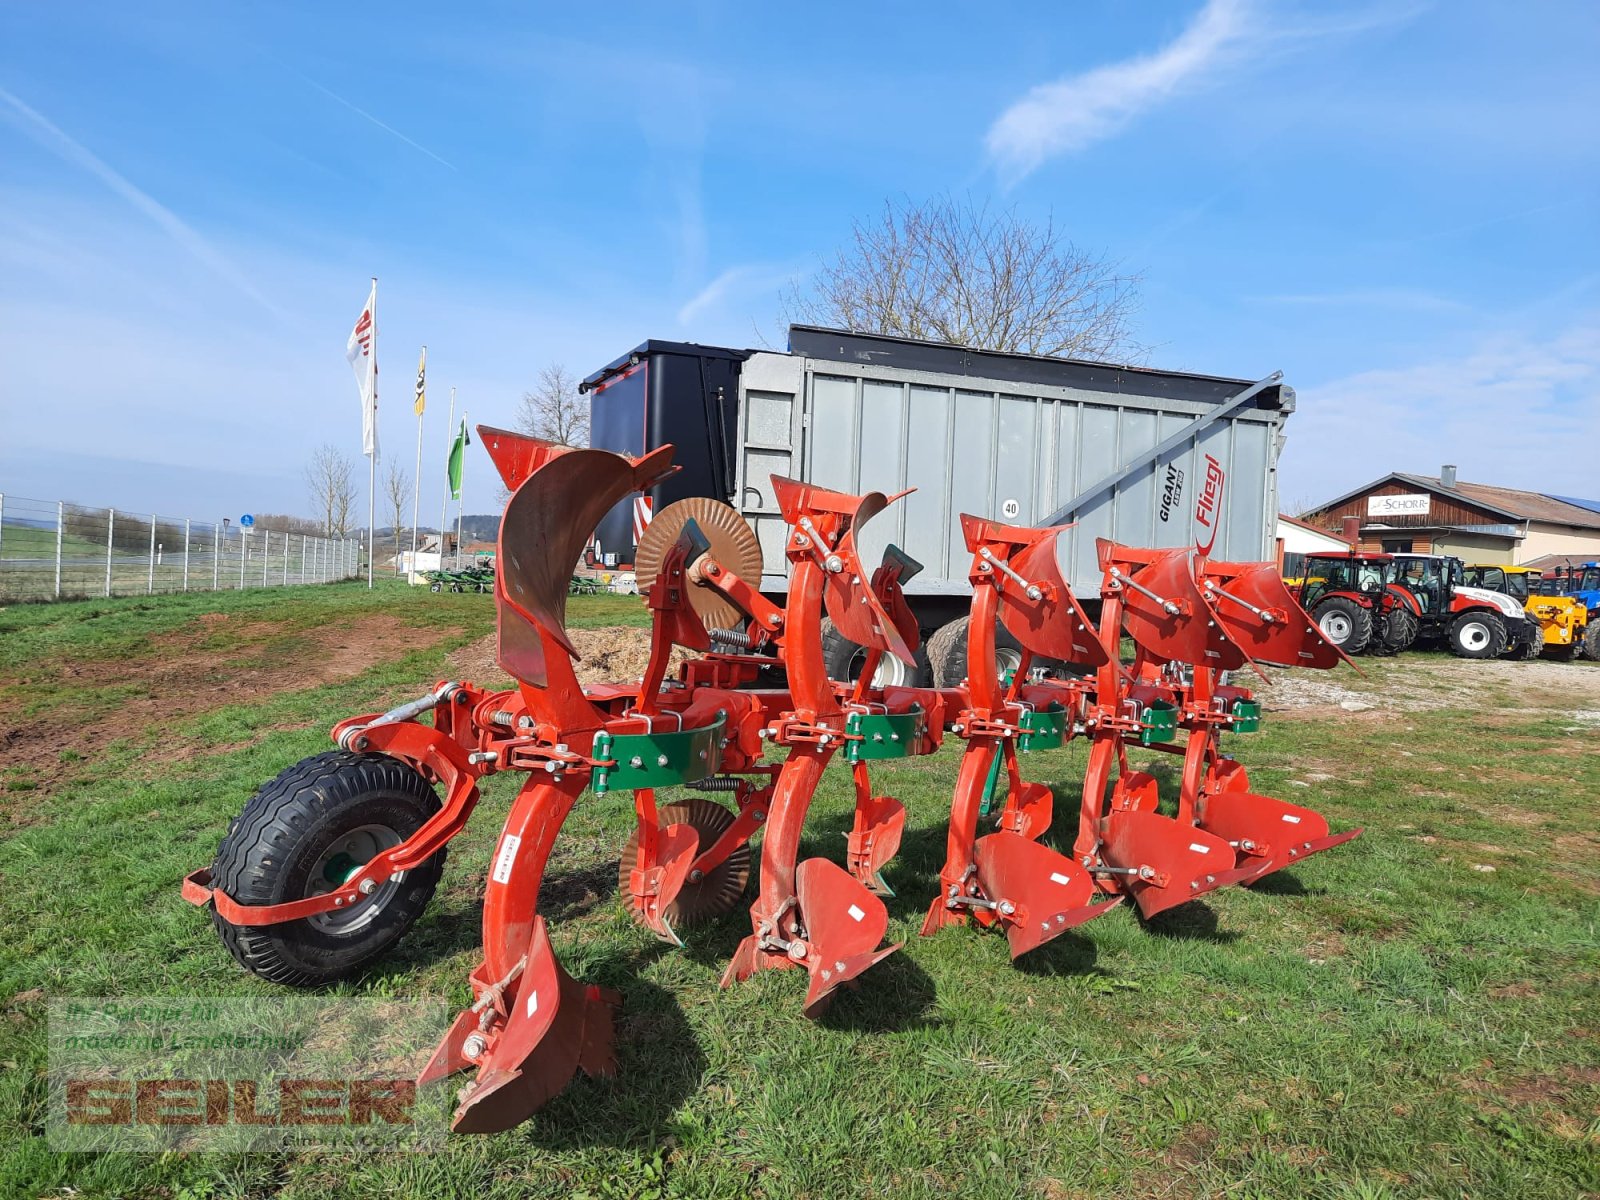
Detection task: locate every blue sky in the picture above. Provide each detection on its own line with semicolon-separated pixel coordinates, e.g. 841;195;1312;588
1;0;1596;523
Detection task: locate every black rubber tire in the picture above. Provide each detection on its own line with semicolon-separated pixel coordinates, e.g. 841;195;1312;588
818;617;931;688
429;582;442;593
1509;620;1543;661
1377;607;1419;655
1312;597;1373;655
925;616;1027;689
208;751;446;987
1447;610;1508;659
1582;621;1600;662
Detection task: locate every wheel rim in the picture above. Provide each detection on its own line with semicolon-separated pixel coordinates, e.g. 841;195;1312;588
847;645;912;688
619;799;751;927
1459;621;1491;651
996;647;1023;678
1320;612;1352;643
306;824;403;934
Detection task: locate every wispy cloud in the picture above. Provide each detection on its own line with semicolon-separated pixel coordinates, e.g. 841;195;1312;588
1284;315;1600;504
1251;288;1471;314
985;0;1425;182
0;86;287;320
986;0;1251;181
291;70;457;170
677;262;798;326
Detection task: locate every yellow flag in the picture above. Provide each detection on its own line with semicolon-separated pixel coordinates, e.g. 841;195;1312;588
414;346;427;417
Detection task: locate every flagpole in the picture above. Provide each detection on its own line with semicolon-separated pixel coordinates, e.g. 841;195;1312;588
366;275;377;589
439;386;455;570
410;346;425;580
455;410;467;570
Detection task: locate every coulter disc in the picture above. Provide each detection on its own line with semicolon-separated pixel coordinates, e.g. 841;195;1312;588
619;799;752;927
635;498;763;631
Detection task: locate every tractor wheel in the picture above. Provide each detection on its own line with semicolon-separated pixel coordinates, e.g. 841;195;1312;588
819;617;931;688
1510;623;1543;661
207;751;446;987
1447;610;1507;659
1379;607;1419;655
1583;622;1600;662
926;616;1027;689
1312;597;1373;655
619;799;751;928
429;582;442;593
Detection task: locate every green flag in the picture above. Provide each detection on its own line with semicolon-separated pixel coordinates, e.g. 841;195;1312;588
447;419;469;500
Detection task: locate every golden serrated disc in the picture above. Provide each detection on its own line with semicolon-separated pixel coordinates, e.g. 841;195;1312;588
635;498;763;630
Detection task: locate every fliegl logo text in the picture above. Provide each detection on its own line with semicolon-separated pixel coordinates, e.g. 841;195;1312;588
64;1078;416;1127
1194;455;1225;554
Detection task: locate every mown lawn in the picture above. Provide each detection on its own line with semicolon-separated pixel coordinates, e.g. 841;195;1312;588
1;583;1597;1199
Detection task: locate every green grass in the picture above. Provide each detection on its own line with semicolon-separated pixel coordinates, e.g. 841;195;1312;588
1;587;1597;1199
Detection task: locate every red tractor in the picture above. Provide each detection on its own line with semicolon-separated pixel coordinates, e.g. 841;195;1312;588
1287;550;1419;656
1388;553;1540;659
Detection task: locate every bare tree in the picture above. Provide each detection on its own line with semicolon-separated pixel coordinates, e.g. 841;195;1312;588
786;196;1142;361
384;460;413;562
305;444;357;537
515;364;589;447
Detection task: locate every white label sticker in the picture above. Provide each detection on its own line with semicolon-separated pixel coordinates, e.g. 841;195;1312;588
525;989;538;1018
1281;814;1302;824
1002;498;1021;518
1049;872;1072;885
1188;842;1210;854
847;904;865;923
492;834;522;884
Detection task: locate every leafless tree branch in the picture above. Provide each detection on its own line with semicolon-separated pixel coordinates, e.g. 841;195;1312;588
515;364;589;447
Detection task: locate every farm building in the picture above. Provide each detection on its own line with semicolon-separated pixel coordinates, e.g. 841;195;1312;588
1298;465;1600;565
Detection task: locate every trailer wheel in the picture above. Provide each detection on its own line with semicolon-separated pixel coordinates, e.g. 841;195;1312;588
1447;610;1507;659
819;618;930;688
1312;598;1373;655
207;751;446;987
926;616;1028;689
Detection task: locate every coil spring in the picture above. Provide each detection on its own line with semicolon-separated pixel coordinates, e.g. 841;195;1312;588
709;627;753;650
489;710;516;726
687;776;743;792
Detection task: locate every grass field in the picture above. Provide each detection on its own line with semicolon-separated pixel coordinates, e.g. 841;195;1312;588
2;582;1597;1199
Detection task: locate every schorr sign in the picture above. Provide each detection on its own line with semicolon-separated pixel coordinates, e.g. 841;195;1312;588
1367;493;1431;518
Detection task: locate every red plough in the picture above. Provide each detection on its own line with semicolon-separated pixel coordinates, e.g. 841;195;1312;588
920;516;1121;958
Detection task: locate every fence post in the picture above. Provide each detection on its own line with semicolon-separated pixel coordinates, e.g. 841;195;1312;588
213;524;220;591
262;529;270;587
55;500;64;599
240;528;248;589
148;514;156;595
282;533;289;586
106;509;115;598
183;519;191;591
300;535;307;585
0;493;5;565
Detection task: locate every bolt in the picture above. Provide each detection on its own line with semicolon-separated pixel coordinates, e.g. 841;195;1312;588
825;555;843;573
355;737;369;751
752;810;766;823
657;754;670;767
688;870;705;883
358;878;377;895
768;614;781;626
1138;865;1155;881
998;900;1016;916
787;940;808;962
519;715;533;728
630;755;644;768
334;897;345;906
462;1034;487;1060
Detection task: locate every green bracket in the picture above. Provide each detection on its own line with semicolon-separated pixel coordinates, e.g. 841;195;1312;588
1016;705;1069;752
844;707;925;762
592;712;727;795
1230;698;1262;733
1139;700;1178;746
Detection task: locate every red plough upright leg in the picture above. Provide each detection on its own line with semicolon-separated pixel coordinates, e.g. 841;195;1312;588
922;516;1121;958
722;477;916;1013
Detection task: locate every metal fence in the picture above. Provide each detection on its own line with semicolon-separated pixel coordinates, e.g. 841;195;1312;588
0;493;362;603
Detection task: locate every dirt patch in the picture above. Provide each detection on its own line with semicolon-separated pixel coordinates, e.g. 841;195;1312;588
0;612;461;810
1256;654;1600;718
447;627;688;691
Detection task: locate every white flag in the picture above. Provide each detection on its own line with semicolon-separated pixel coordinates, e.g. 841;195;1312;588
345;281;379;459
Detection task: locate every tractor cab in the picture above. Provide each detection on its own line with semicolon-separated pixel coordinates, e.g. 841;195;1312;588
1391;552;1540;659
1287;550;1412;656
1390;552;1457;614
1298;551;1395;608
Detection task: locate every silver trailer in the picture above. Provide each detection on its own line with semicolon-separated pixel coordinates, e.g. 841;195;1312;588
584;326;1296;682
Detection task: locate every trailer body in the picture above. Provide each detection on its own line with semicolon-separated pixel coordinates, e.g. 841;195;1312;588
585;326;1294;627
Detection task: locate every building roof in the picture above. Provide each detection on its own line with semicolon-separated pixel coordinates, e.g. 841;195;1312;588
1278;512;1341;536
1309;472;1600;532
1523;552;1600;573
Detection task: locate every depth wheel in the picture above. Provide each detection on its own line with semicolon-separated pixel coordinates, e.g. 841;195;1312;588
619;799;751;928
207;750;446;987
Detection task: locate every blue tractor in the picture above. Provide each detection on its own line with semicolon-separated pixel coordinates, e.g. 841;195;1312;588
1549;562;1600;660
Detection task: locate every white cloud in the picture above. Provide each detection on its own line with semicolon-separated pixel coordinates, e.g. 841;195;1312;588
0;87;288;321
676;262;800;330
1281;316;1600;507
985;0;1250;180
